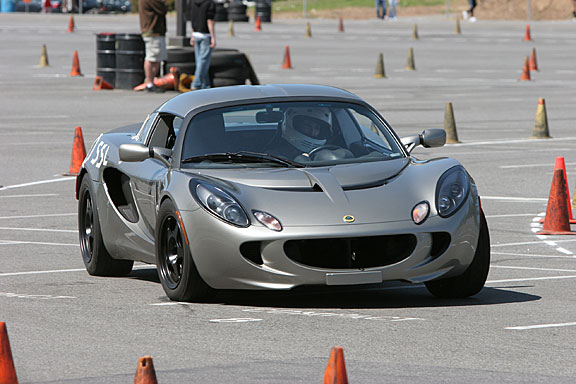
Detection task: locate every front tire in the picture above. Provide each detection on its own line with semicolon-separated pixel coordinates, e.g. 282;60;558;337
425;210;490;298
155;200;214;302
78;176;134;276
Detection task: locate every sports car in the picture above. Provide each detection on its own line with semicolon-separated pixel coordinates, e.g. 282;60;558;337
76;84;490;302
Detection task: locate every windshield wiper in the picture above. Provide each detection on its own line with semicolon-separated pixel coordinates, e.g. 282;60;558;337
182;151;303;168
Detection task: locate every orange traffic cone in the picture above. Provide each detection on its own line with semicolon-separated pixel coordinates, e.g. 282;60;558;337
70;50;83;76
255;15;262;32
65;126;87;176
134;356;158;384
67;14;75;32
520;56;530;81
529;48;538;71
153;67;180;90
0;322;18;384
523;24;532;41
537;169;576;235
338;17;344;32
323;346;348;384
282;45;292;69
93;76;114;90
538;157;576;224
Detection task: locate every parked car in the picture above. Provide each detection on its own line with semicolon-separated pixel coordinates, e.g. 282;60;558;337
76;84;490;302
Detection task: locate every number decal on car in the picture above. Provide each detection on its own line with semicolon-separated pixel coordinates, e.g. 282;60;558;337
90;141;110;168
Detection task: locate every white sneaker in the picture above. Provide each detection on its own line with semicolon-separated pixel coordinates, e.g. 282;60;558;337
462;10;469;20
469;16;477;22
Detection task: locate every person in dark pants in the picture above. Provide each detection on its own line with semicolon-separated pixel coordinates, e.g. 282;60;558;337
375;0;386;19
139;0;167;92
463;0;477;22
190;0;216;90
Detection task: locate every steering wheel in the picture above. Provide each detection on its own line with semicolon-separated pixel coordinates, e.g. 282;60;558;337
308;145;342;158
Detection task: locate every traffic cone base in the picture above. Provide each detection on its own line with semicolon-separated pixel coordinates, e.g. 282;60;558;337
134;356;158;384
93;76;114;90
0;322;18;384
537;169;575;235
323;346;348;384
64;126;87;176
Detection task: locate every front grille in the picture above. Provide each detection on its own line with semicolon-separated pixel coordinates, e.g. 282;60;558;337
284;235;416;269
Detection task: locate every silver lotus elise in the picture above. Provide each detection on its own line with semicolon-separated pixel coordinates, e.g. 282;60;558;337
76;84;489;302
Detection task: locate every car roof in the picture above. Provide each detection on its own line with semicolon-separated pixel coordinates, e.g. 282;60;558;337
155;84;365;117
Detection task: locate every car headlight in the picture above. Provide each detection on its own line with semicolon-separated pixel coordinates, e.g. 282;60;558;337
435;166;470;218
191;181;249;227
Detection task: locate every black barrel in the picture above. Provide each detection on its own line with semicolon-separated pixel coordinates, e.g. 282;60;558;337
227;0;249;22
255;0;271;22
96;33;116;87
115;34;145;90
214;0;228;21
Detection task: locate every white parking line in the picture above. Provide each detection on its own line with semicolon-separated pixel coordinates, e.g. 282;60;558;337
0;177;75;191
491;266;576;273
486;275;576;284
482;196;547;202
0;213;76;220
492;239;576;248
0;194;59;199
506;322;576;330
0;240;78;247
449;137;576;147
486;213;542;218
492;251;576;259
500;162;576;169
0;227;77;233
0;264;152;277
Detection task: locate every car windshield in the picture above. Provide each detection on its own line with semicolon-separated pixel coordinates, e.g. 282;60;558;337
181;101;405;168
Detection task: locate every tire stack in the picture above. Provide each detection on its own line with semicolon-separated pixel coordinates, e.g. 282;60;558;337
164;47;259;88
214;0;228;22
254;0;272;22
227;0;249;22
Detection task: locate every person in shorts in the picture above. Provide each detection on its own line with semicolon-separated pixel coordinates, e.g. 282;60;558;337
139;0;167;92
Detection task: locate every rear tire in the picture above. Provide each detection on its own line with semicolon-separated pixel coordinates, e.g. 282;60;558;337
155;200;214;302
78;176;134;276
425;210;490;298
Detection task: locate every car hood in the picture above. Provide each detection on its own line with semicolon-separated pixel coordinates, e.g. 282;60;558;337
184;157;460;227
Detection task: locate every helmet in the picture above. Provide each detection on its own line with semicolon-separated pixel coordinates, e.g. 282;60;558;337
282;107;332;153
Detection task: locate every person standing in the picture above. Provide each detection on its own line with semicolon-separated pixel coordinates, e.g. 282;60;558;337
388;0;397;20
463;0;477;22
190;0;216;90
139;0;167;92
375;0;386;19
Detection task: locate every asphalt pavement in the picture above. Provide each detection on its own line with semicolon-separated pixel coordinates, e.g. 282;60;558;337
1;12;576;383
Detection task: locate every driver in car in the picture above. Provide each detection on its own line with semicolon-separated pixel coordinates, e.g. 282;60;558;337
266;107;332;161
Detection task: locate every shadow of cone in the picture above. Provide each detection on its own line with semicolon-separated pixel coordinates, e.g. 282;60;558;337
412;24;419;40
255;15;262;32
338;17;344;32
93;76;114;90
524;24;532;41
405;48;415;71
67;14;74;32
537;169;576;235
70;50;83;76
529;48;538;71
39;44;49;67
455;19;461;35
530;98;551;139
444;102;460;144
539;157;576;224
520;56;530;81
134;356;158;384
306;21;312;38
0;322;18;384
374;53;386;78
282;45;292;69
228;20;235;37
64;126;87;176
323;346;348;384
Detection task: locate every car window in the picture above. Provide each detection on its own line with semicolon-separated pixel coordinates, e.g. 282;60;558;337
147;113;180;149
181;101;404;168
134;113;156;143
